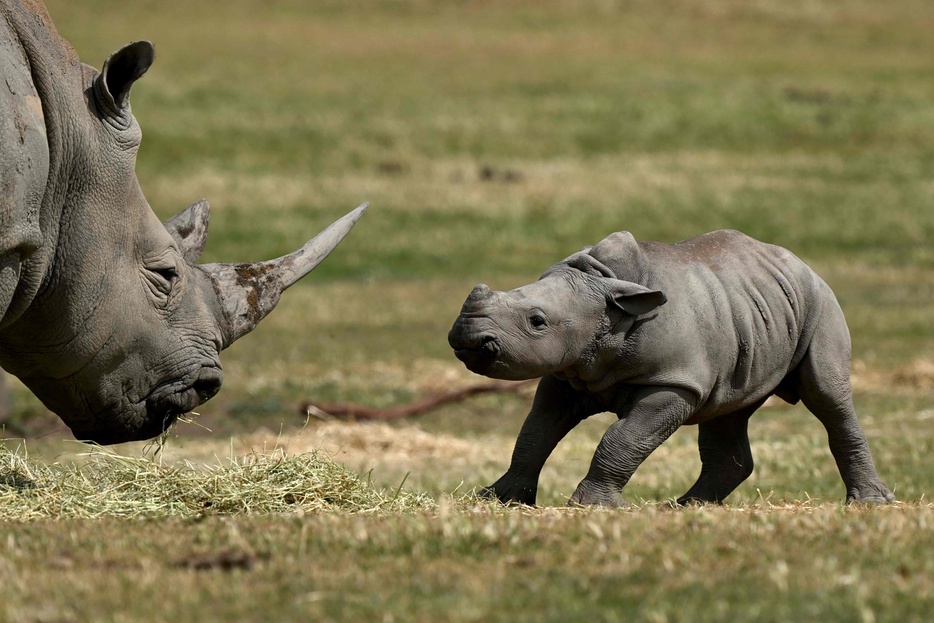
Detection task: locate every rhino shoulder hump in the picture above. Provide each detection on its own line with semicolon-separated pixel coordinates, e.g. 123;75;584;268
593;230;639;250
588;231;651;282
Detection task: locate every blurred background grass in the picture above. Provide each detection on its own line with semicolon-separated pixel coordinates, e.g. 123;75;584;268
2;0;932;504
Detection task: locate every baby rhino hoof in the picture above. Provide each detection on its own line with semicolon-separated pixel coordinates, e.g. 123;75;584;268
478;479;536;506
846;482;896;505
568;483;629;508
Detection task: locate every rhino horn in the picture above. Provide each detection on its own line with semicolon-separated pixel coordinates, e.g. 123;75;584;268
164;199;211;263
460;284;496;313
202;202;368;348
466;284;494;303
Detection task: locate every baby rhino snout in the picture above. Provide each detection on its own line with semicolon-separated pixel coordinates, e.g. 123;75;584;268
448;322;501;375
447;321;499;353
450;284;503;376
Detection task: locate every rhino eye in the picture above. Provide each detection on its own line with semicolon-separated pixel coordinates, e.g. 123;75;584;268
147;266;179;296
154;266;177;280
529;314;547;328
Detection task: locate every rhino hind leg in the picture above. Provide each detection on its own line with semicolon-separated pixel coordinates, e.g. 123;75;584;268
676;400;765;506
793;306;895;504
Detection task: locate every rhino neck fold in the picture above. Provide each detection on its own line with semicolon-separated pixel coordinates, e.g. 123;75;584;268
0;1;87;326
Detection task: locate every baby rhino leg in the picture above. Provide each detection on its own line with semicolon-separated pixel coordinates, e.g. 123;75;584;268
570;387;695;507
677;401;763;505
482;376;601;506
793;299;894;504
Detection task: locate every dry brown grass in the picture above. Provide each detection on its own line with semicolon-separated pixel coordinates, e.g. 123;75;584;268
853;358;934;393
0;442;431;520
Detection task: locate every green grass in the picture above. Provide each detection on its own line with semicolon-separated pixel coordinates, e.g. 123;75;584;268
2;438;933;622
2;503;933;622
1;0;933;621
44;0;934;278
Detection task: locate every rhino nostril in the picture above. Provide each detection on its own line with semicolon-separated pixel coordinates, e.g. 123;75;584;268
193;376;222;403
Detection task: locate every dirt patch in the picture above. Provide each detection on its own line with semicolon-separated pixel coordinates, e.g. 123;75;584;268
175;548;268;572
890;358;934;390
852;358;934;393
238;422;504;468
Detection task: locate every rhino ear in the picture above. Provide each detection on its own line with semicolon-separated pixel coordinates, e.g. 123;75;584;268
563;252;617;279
164;199;210;263
605;279;667;317
98;41;155;111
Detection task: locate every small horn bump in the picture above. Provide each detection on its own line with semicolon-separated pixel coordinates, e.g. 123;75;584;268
164;198;210;263
467;284;494;302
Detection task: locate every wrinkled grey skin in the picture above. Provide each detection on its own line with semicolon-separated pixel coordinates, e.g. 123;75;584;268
0;0;366;444
449;230;894;506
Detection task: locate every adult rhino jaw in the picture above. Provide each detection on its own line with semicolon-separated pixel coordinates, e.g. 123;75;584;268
203;202;368;348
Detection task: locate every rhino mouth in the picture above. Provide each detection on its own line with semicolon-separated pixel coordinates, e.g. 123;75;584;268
146;371;222;416
73;368;224;445
143;368;223;428
452;334;501;375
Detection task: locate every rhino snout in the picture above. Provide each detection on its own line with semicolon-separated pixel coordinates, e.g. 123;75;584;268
449;329;501;374
146;368;223;415
192;372;223;404
127;368;222;441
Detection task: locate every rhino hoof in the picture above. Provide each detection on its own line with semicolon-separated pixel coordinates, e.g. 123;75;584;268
477;481;535;506
674;496;719;508
568;483;629;509
477;485;498;500
845;481;896;505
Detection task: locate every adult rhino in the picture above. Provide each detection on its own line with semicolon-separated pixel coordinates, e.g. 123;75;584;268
0;0;366;443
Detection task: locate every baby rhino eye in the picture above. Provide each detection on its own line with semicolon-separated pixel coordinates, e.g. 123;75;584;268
530;314;546;328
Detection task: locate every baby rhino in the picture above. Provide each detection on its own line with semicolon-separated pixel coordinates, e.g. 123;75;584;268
448;230;894;507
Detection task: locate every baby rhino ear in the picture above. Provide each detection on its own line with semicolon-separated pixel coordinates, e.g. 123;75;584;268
605;279;667;316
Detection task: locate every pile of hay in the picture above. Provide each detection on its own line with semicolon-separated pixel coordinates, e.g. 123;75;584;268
0;443;433;520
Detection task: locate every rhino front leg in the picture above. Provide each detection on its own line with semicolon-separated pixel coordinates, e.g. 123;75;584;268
676;400;764;505
570;387;695;508
482;376;601;506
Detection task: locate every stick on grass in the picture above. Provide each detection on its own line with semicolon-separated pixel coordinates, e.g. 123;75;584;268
301;380;536;421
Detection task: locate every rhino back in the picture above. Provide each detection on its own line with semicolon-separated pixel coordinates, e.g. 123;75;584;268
592;230;826;413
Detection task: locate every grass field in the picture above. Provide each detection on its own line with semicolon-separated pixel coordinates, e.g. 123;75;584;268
1;0;933;621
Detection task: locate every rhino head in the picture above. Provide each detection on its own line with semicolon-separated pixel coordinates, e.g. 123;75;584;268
0;39;366;444
448;254;666;381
